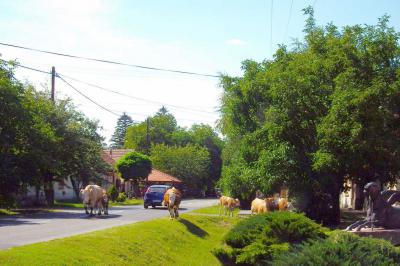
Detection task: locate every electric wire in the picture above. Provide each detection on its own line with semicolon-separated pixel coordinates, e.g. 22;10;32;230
0;42;220;78
57;75;121;117
57;73;217;115
284;0;294;43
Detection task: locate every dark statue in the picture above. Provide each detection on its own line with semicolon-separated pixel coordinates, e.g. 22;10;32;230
345;182;400;231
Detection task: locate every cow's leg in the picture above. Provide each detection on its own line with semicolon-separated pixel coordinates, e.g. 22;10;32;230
90;206;93;215
174;206;179;218
84;205;89;215
97;201;102;215
168;206;173;219
104;202;108;215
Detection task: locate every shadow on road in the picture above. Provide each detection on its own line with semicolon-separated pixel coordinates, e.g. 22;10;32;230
178;218;209;238
0;211;122;227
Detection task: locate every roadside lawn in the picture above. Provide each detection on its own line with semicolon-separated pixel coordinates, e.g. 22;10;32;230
192;204;239;216
0;209;239;265
54;198;143;209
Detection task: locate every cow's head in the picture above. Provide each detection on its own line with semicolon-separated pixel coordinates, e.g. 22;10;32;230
234;198;240;207
81;189;91;205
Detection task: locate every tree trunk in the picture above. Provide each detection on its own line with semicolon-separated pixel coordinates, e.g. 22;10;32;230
353;183;365;210
35;185;40;206
44;174;54;206
70;176;81;200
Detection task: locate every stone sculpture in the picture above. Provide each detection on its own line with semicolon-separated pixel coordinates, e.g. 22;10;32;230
345;182;400;231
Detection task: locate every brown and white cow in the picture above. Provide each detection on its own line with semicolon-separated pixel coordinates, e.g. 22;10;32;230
219;196;240;217
163;187;182;219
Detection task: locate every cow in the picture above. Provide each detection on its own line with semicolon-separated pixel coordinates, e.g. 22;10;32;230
101;191;109;215
251;198;267;214
251;197;292;215
80;185;107;215
163;187;182;219
219;196;240;217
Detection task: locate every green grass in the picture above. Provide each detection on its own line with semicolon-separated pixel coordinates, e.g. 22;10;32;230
109;198;143;206
192;204;240;216
0;209;17;216
0;213;239;266
54;199;143;209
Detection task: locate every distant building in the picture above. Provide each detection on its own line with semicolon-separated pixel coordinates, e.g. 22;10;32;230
19;149;182;205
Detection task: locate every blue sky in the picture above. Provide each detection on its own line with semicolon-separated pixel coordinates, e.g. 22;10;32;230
0;0;399;143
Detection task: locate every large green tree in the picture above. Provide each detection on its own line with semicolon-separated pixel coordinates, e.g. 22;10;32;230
0;60;110;206
219;8;400;224
151;144;210;196
125;107;177;153
115;151;152;197
110;112;133;148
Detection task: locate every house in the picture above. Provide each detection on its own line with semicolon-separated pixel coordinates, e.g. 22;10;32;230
19;149;182;205
101;149;182;196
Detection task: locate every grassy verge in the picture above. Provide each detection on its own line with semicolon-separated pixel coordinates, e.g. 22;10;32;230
0;209;17;216
192;204;240;216
54;199;143;209
0;213;239;265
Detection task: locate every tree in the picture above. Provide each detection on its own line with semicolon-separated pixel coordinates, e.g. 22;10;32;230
218;8;400;224
125;107;177;153
110;112;133;148
188;124;224;195
115;151;152;197
0;61;32;206
151;144;210;196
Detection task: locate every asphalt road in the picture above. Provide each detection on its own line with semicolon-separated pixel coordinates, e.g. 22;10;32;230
0;199;218;250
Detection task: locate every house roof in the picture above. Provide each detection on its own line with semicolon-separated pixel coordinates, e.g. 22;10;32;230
147;169;182;183
101;149;182;184
102;149;135;165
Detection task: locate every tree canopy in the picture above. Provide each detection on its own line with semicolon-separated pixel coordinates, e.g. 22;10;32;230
218;9;400;224
110;112;133;148
0;60;109;207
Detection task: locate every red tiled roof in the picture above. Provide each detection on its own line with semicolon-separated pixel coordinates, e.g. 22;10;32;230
101;149;182;184
148;169;182;183
102;149;135;165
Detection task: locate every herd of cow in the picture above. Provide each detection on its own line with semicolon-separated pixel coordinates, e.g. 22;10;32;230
80;184;291;220
219;195;293;216
80;185;182;219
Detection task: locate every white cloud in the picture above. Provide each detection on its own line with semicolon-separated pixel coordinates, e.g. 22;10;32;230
225;39;247;46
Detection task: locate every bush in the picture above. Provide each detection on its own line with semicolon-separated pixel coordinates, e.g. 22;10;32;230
225;212;326;248
220;212;327;265
107;185;119;202
116;192;127;202
275;231;400;266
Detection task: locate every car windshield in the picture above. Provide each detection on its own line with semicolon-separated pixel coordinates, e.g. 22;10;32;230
148;187;166;193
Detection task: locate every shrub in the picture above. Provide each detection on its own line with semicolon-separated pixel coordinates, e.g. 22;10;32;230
275;231;400;266
116;192;127;202
220;212;327;265
107;185;118;202
224;212;326;249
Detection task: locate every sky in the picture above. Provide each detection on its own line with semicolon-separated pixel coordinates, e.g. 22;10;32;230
0;0;399;144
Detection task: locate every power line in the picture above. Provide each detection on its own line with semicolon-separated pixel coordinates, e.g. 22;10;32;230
0;58;50;74
57;75;120;117
270;0;274;56
0;42;220;78
57;73;218;115
284;0;294;42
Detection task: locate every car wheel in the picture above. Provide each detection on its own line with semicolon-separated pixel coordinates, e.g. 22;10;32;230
144;204;148;209
152;204;156;208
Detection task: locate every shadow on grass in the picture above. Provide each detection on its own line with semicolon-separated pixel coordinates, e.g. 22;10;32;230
179;218;209;238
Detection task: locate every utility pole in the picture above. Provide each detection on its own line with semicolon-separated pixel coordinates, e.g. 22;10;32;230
146;117;151;154
51;66;55;102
